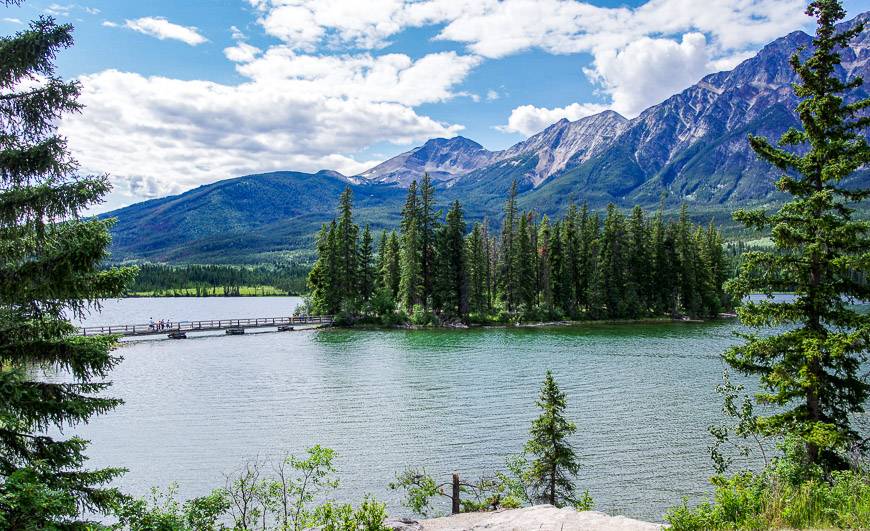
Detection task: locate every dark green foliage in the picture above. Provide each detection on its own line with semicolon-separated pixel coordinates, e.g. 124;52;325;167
499;180;520;312
358;224;375;303
724;0;870;470
399;181;422;311
309;175;730;324
126;263;309;296
525;371;581;507
667;438;870;530
381;231;401;300
434;201;468;318
0;9;136;528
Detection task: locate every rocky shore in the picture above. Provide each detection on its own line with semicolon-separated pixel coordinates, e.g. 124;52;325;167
384;505;663;531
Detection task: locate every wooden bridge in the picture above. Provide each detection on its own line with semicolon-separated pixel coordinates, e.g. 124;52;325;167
79;315;334;339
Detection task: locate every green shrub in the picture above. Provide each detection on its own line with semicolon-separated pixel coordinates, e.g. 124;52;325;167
665;467;870;530
410;305;435;326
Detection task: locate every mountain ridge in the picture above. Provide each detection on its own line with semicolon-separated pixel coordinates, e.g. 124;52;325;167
103;12;870;263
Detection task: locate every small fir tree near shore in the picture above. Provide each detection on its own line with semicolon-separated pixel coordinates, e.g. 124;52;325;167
0;1;136;527
525;371;586;508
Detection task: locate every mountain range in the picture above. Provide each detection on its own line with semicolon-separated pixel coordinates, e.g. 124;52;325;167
105;12;869;264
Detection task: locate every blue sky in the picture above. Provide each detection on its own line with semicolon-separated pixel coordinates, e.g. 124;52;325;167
2;0;866;211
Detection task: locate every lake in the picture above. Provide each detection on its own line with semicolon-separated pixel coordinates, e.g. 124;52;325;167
70;296;752;522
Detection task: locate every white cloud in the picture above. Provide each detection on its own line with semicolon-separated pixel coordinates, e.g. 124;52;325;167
224;42;262;63
499;102;610;136
62;50;473;201
124;17;208;46
486;90;499;101
101;20;118;28
247;0;809;121
44;3;100;17
584;32;711;117
63;0;814;206
2;17;22;24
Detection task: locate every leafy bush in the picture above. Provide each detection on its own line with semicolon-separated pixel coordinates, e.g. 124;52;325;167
410;305;436;326
666;451;870;530
112;447;389;531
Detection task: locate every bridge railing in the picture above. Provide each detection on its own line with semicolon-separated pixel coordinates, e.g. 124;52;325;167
79;315;334;336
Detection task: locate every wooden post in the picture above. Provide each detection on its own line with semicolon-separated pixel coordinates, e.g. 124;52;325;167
451;472;460;515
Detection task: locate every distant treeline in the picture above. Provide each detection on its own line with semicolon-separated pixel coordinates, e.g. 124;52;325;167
307;176;732;324
127;263;309;296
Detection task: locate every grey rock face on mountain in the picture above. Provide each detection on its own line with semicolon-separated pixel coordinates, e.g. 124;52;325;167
365;12;867;208
358;110;630;189
358;136;495;187
521;12;869;209
495;110;629;186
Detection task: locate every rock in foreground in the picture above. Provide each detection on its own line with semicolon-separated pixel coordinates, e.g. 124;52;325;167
385;505;663;531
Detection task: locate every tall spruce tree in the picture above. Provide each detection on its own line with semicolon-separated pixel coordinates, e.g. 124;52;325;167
358;224;375;304
516;212;537;310
525;371;581;507
308;221;340;314
335;187;359;304
725;0;870;470
399;181;422;311
435;201;468;318
0;9;136;526
382;231;401;300
375;229;388;292
627;206;650;317
466;223;487;315
538;216;553;312
499;180;520;312
418;173;438;309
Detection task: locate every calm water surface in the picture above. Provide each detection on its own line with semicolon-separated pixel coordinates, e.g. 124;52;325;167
71;296;750;522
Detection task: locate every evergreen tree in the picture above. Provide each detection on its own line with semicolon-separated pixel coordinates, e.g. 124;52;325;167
626;206;650;317
525;371;581;507
578;209;599;315
592;204;628;319
399;182;422;311
499;180;520;312
308;222;339;314
0;11;136;526
382;231;401;300
466;223;487;315
538;216;553;312
725;0;870;470
649;206;671;315
676;204;700;318
358;224;375;304
516;212;537;310
418;174;438;309
435;201;468;318
335;187;359;304
375;229;388;292
549;221;569;314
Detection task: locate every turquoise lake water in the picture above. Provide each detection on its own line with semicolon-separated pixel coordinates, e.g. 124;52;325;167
69;296;761;522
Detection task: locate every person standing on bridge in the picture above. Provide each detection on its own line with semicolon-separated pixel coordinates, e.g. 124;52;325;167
149;317;155;331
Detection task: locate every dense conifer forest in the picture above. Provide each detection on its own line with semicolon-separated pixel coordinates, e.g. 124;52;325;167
126;263;309;296
306;176;731;324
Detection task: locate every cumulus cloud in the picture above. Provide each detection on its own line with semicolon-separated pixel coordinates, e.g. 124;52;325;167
499;102;610;136
65;0;815;205
61;52;472;200
583;32;711;117
247;0;809;123
123;17;208;46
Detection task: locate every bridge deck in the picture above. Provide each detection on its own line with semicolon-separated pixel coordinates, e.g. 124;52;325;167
79;315;334;337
